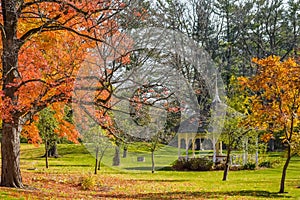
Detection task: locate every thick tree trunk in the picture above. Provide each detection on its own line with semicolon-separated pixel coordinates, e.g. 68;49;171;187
1;121;23;188
1;1;23;188
222;147;231;181
279;144;291;193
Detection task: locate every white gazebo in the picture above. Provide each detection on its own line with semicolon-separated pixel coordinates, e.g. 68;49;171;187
177;116;222;159
177;78;225;162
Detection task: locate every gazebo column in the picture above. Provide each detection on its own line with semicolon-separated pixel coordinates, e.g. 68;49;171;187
200;138;203;150
255;135;259;167
243;136;248;165
212;137;217;164
215;141;223;156
192;138;195;158
216;140;219;156
185;134;189;160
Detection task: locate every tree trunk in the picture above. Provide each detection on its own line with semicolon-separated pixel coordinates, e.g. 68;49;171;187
98;151;104;170
151;150;155;173
98;159;101;170
112;145;120;166
222;147;231;181
1;121;24;188
98;145;108;170
43;141;59;158
45;139;49;169
95;146;99;174
123;146;127;158
1;0;23;188
279;144;291;193
48;141;59;157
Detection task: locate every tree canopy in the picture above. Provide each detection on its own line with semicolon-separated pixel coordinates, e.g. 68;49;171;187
239;55;300;193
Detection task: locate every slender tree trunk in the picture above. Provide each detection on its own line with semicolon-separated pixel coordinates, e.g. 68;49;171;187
222;147;231;181
279;144;292;193
95;146;99;174
123;146;127;158
98;159;101;170
1;1;23;188
45;139;49;169
151;150;155;173
112;145;120;166
97;151;104;170
98;152;104;170
98;151;106;170
98;146;109;170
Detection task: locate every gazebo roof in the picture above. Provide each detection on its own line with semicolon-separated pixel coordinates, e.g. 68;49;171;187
176;77;226;134
175;114;209;134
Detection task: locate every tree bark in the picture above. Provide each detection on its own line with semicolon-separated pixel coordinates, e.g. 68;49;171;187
1;121;23;188
98;145;109;170
222;147;231;181
123;146;127;158
279;144;291;193
112;145;120;166
1;1;23;188
43;141;59;158
98;159;101;171
151;150;155;173
95;146;99;174
45;139;49;169
49;141;59;157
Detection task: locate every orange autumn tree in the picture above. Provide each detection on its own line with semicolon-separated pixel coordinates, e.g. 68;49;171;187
0;0;128;188
239;55;300;193
17;30;85;155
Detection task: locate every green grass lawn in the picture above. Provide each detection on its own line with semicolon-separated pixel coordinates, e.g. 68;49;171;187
0;143;299;199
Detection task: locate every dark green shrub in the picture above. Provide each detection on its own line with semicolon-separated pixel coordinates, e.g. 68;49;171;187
259;159;281;168
259;161;271;168
229;165;243;171
189;157;213;171
172;157;213;171
271;159;281;167
243;162;256;170
214;163;225;170
172;158;189;171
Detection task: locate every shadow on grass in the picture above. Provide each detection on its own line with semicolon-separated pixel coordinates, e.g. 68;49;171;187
135;179;188;183
124;167;171;171
48;164;91;167
123;166;174;171
94;190;291;199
